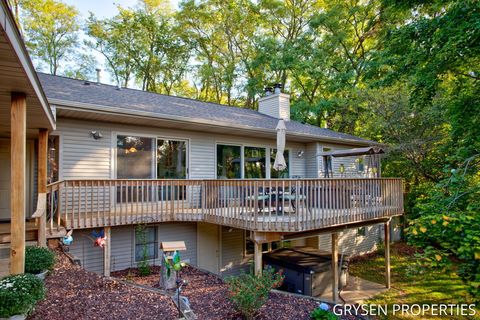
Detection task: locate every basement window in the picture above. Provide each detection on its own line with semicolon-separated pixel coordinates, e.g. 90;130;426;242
357;227;366;237
135;226;158;262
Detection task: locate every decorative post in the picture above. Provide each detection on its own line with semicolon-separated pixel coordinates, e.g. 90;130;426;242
37;129;48;247
10;92;26;275
385;220;391;288
331;232;339;303
104;226;111;277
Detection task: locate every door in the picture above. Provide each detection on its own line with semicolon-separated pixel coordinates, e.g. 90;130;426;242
0;139;10;220
197;222;220;274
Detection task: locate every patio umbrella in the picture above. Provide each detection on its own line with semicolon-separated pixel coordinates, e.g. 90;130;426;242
273;119;287;171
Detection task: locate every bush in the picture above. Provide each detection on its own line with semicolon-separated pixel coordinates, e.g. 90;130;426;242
25;246;55;274
0;273;45;317
311;303;338;320
225;267;284;320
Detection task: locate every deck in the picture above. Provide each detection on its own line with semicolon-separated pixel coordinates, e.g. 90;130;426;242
45;178;403;233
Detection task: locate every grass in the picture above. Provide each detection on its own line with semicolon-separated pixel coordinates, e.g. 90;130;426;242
348;242;480;320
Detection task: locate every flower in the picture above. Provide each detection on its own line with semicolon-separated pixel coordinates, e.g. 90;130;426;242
319;302;329;311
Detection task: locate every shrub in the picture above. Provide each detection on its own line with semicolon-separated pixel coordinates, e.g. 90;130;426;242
225;267;284;320
25;246;55;274
311;303;338;320
0;273;45;317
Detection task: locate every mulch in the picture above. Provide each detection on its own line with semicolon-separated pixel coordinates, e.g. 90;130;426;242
112;266;326;320
28;251;178;320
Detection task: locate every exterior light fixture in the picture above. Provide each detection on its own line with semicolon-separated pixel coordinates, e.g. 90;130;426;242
297;150;304;158
90;131;103;140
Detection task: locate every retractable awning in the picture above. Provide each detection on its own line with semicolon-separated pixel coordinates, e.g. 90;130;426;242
318;146;384;158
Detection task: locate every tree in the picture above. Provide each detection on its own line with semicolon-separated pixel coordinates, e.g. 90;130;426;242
19;0;80;75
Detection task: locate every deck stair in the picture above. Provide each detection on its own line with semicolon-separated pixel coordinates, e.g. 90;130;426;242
0;220;67;245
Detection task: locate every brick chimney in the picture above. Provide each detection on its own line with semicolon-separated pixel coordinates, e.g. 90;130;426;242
258;83;290;121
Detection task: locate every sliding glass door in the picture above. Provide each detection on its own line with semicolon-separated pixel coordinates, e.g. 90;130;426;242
157;140;187;179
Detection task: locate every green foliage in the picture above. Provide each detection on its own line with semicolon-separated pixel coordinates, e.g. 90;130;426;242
18;0;80;75
0;274;45;317
225;267;284;320
25;246;55;274
310;307;338;320
406;163;480;300
349;243;480;319
135;224;151;276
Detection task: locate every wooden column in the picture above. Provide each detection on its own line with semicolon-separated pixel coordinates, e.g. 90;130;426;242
331;233;339;303
37;129;48;247
104;226;111;277
253;239;262;276
384;221;391;288
10;92;26;275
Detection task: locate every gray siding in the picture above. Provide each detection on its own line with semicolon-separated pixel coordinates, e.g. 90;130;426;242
70;222;197;274
111;226;134;271
158;222;197;265
54;118;308;180
220;227;251;277
69;229;104;274
313;225;382;257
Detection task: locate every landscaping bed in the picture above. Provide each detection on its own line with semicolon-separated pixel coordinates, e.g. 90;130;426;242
112;266;337;320
28;251;178;320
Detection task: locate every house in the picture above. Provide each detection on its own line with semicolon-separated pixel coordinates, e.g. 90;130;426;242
0;0;402;302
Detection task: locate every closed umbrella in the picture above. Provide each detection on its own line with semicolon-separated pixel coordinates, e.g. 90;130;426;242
273;119;287;171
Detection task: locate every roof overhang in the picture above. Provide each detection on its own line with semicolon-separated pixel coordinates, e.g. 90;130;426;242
318;146;385;157
0;0;55;137
50;98;372;146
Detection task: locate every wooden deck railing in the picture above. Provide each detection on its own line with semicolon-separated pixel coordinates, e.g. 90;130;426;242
45;178;403;233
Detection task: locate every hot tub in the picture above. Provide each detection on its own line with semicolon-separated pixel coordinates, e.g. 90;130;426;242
264;247;348;297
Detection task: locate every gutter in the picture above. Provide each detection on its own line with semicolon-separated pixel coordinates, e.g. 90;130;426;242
49;98;372;147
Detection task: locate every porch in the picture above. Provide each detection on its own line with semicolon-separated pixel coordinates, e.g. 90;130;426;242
44;178;403;233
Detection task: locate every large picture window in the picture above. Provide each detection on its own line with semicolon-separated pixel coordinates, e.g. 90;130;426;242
117;135;154;179
244;147;266;178
217;145;241;179
270;149;290;178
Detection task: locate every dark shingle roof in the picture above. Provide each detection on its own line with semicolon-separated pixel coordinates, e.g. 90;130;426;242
38;73;372;144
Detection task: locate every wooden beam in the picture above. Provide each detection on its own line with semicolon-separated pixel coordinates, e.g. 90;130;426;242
331;233;339;303
104;227;111;277
10;92;26;275
384;221;391;289
37;129;48;247
253;235;262;276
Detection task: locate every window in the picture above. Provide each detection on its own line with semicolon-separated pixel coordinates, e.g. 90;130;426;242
217;144;241;179
356;157;365;172
47;136;59;183
270;149;289;178
357;227;366;237
244;147;266;178
157;140;187;179
117;135;154;179
135;226;158;261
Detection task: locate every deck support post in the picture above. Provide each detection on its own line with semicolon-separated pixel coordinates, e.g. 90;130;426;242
331;232;339;303
104;226;111;277
37;129;48;247
384;220;391;289
10;92;26;275
253;236;262;276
